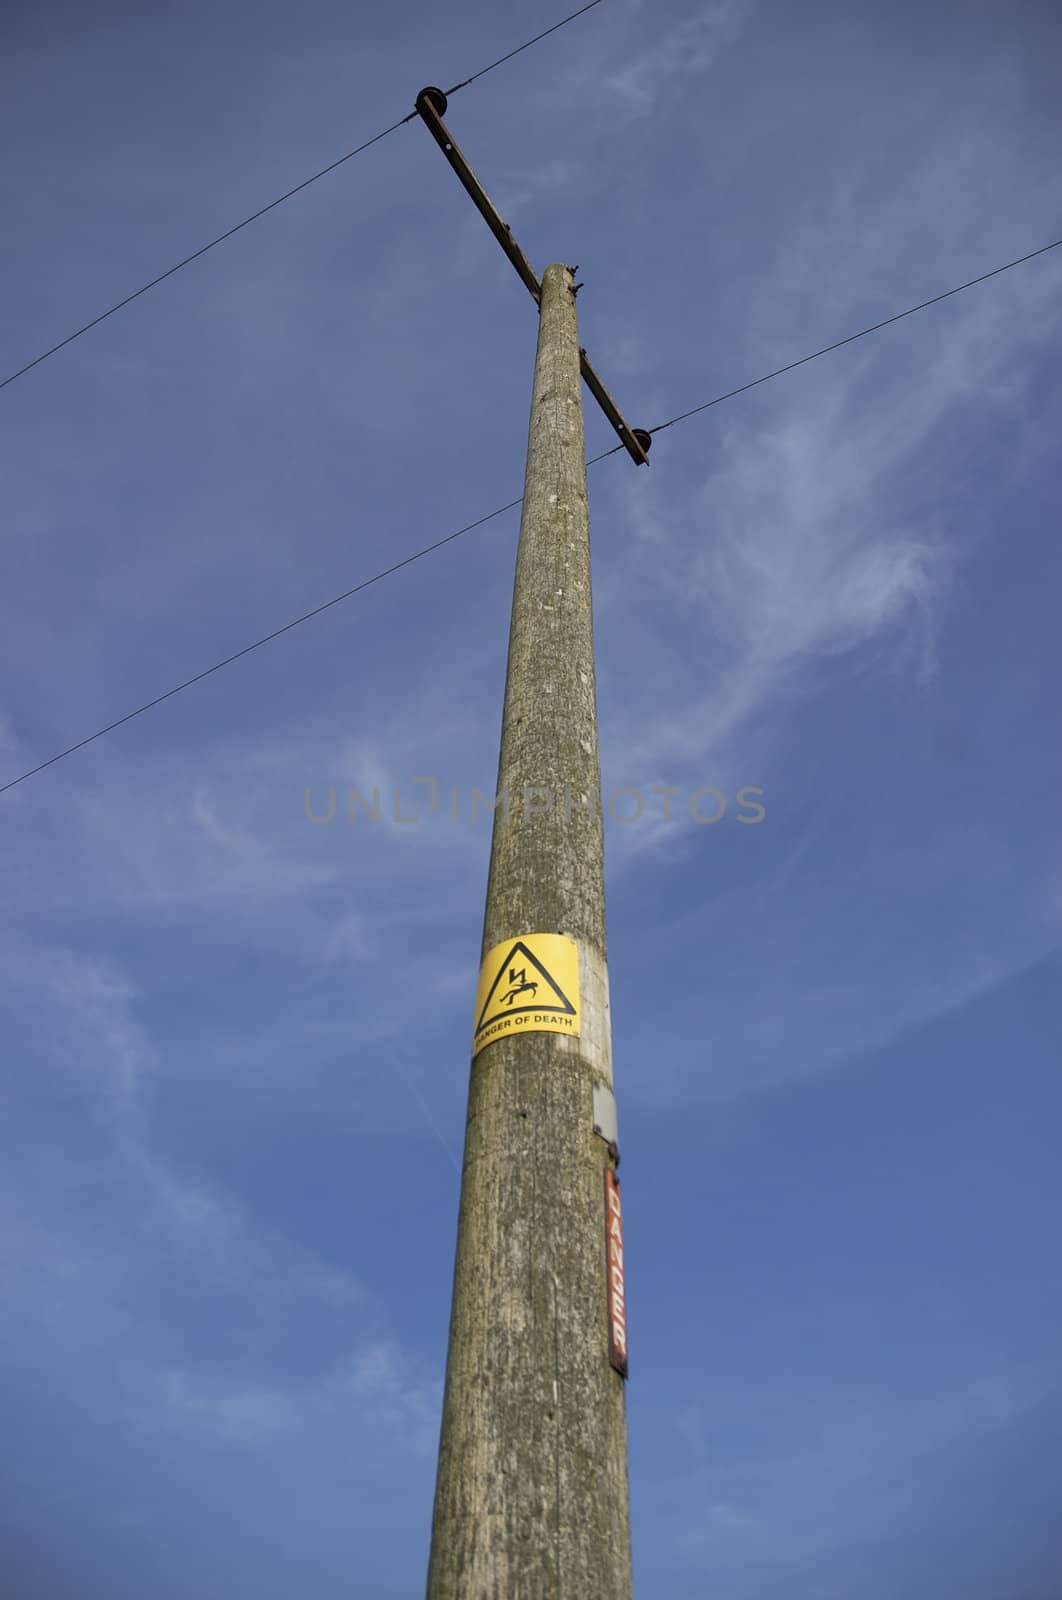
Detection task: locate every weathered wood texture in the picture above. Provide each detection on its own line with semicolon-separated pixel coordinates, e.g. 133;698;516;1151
426;264;631;1599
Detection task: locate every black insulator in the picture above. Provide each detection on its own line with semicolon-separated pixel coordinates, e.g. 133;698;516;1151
416;86;448;117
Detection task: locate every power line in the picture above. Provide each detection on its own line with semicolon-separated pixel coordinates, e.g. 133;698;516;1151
0;1;606;395
0;497;523;797
585;236;1062;464
646;237;1062;437
446;0;603;93
2;234;1057;797
0;117;412;395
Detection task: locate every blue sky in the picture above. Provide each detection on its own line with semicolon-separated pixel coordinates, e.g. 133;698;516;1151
2;1;1060;1594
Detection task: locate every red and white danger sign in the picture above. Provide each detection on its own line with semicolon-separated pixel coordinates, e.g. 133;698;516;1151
605;1168;628;1378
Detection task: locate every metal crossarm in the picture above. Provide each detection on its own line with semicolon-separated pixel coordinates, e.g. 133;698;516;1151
414;87;651;467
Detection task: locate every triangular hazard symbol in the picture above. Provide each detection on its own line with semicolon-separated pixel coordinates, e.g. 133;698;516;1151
474;940;577;1037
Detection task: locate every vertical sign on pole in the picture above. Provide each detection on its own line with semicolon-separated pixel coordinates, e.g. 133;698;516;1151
605;1167;628;1378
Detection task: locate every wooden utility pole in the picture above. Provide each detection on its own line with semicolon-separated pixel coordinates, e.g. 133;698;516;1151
413;85;647;1599
426;262;631;1598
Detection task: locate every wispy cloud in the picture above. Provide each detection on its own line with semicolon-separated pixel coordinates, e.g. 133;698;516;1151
0;935;445;1486
595;1;747;119
3;942;366;1297
143;1339;440;1459
612;282;1057;782
649;1360;1062;1582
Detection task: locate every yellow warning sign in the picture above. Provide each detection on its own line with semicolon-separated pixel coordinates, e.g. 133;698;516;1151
472;933;580;1057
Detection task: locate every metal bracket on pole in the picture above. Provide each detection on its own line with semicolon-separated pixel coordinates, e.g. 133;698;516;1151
592;1083;619;1150
415;87;652;468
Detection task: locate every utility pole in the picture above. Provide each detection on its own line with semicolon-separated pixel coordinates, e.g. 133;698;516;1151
415;89;647;1600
